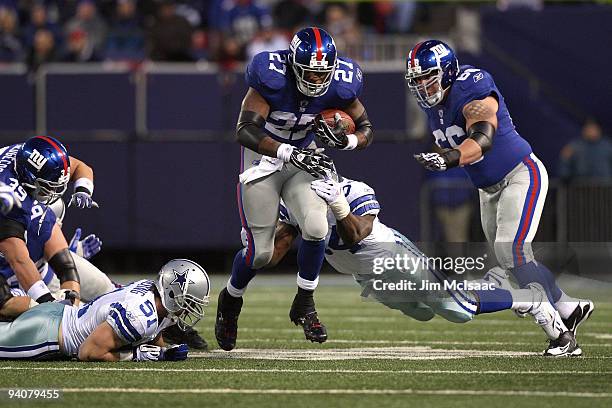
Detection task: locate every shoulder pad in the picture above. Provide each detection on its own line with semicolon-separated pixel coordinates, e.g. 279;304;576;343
455;66;496;101
342;179;381;217
246;51;289;94
334;57;364;102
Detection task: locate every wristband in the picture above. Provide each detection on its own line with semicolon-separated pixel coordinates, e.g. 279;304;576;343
27;280;51;301
329;195;350;220
35;292;55;303
342;134;358;150
276;143;294;163
74;178;94;195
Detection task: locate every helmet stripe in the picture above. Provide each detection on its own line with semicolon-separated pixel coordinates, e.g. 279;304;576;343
312;27;323;61
410;41;424;69
35;136;68;175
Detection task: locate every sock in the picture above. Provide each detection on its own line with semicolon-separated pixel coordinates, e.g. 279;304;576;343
511;261;555;303
510;288;539;312
297;239;326;289
228;250;256;297
554;290;580;319
535;261;563;302
474;288;513;314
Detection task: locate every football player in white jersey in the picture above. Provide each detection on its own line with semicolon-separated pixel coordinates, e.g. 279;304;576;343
0;259;210;361
268;175;577;356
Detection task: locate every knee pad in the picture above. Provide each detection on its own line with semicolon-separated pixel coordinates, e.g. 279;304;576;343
301;210;328;241
251;247;274;269
0;275;13;310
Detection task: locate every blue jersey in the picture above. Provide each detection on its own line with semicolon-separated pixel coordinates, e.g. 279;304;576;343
0;144;38;230
245;50;363;148
0;198;56;284
423;65;532;188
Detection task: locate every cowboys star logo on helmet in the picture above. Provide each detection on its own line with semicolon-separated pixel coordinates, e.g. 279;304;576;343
170;269;196;292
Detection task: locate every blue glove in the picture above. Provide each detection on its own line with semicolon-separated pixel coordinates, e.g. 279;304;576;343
162;344;189;361
69;228;103;259
68;191;99;209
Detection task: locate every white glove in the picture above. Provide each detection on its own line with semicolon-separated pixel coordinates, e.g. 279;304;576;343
132;344;163;361
311;178;350;220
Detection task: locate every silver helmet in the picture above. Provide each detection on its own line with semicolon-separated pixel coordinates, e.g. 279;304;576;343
155;259;211;330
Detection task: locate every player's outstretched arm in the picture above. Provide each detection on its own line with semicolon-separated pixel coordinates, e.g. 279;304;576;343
267;222;299;268
78;322;125;362
44;224;81;299
344;99;374;149
336;214;374;247
457;96;499;165
68;156;98;209
0;235;54;303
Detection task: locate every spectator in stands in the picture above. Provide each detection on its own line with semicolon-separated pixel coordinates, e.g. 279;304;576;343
105;0;144;61
324;3;361;59
65;0;107;54
190;28;208;61
559;118;612;182
62;28;101;62
272;0;312;33
0;5;23;62
148;0;193;61
22;2;62;49
221;0;272;46
246;26;288;62
26;28;58;72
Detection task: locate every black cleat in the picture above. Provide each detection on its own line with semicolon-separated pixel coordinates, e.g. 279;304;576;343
292;311;328;343
543;331;582;357
162;324;208;351
562;300;594;337
289;288;327;343
215;288;243;351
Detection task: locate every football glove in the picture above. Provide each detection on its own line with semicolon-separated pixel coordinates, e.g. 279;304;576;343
68;191;99;209
69;228;102;260
132;344;189;362
162;344;189;361
56;289;80;306
314;113;350;149
414;149;460;172
311;178;350;220
0;182;21;215
289;148;335;179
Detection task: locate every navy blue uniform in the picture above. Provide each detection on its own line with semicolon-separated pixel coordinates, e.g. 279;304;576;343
423;66;532;188
0;144;37;231
245;50;363;149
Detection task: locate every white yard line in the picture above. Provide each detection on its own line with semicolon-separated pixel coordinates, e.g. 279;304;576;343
53;388;612;398
0;367;609;375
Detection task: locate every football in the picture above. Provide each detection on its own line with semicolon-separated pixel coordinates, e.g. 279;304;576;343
319;109;356;134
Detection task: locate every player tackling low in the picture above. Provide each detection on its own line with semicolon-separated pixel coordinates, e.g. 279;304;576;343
215;27;374;350
406;40;592;355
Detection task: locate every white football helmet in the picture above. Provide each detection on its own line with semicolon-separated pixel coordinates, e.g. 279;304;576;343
155;259;211;330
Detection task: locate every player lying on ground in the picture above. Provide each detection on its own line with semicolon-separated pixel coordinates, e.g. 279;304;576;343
216;26;373;351
406;40;592;355
0;259;209;361
267;175;579;356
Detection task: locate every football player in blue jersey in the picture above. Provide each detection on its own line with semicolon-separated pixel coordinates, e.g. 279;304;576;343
216;27;374;350
0;136;96;308
407;40;592;356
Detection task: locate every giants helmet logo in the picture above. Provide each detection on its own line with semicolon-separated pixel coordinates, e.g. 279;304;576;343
27;149;48;172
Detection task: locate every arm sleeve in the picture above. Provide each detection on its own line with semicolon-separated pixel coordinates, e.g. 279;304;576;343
346;182;380;217
0;217;26;241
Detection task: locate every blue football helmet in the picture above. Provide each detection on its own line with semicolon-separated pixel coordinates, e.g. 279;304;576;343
289;27;337;97
405;40;459;108
14;136;71;204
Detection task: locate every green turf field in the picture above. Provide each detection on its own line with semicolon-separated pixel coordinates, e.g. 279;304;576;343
1;275;611;408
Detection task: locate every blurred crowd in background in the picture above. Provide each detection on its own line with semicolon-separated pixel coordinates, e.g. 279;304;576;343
0;0;580;72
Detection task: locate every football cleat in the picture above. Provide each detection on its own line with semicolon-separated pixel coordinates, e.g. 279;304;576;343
523;283;569;341
215;287;243;351
162;324;208;351
292;311;328;343
544;331;582;357
289;288;327;343
562;300;594;337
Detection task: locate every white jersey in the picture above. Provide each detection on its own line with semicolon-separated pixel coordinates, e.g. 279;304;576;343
280;178;402;277
61;280;172;357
